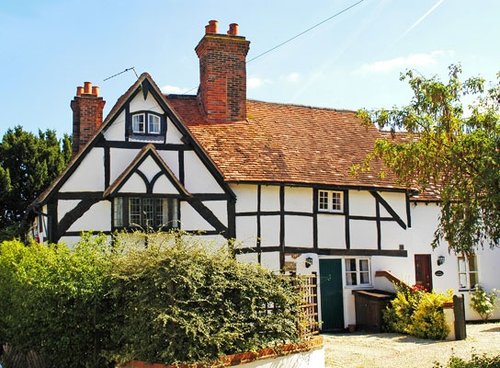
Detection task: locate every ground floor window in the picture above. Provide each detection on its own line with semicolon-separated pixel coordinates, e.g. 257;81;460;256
345;258;370;286
458;254;478;290
113;197;179;230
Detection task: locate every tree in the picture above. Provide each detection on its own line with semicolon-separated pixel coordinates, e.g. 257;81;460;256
356;65;499;254
0;126;72;240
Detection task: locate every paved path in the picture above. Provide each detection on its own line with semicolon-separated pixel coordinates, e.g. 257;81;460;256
323;322;500;368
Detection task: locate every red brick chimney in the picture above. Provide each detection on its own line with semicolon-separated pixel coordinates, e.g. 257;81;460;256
195;20;250;123
71;81;105;155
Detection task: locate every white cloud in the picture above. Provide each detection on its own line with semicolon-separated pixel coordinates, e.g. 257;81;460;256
284;72;301;83
248;76;271;89
353;50;453;76
160;85;193;94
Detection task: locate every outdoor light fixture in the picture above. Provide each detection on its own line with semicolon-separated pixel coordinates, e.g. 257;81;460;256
305;256;313;268
437;256;445;266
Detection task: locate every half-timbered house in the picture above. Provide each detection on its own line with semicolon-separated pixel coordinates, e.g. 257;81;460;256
30;20;499;327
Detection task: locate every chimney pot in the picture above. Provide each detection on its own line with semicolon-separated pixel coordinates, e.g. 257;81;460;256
228;23;239;36
92;86;99;97
76;86;84;96
83;81;92;94
206;19;218;34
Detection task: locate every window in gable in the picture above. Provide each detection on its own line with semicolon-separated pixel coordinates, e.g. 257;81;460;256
148;114;161;134
318;190;343;213
113;197;178;229
132;113;145;133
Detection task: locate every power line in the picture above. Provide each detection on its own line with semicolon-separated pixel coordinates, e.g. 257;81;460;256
246;0;365;63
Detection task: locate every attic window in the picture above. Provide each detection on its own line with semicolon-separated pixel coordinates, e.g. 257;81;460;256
131;112;162;135
318;190;343;213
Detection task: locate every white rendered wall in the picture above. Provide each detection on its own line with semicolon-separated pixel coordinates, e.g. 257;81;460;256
379;191;407;220
317;215;345;249
285;215;313;247
165;118;184;144
260;215;280;246
260;185;280;211
179;201;214;231
103;111;126;141
233;184;258;212
235;216;257;248
129;91;163;114
203;201;228;227
349;220;377;249
110;148;141;183
60;148;105;192
238;347;324;368
349;190;376;216
183;151;224;194
118;173;147;193
67;201;111;232
284;187;312;212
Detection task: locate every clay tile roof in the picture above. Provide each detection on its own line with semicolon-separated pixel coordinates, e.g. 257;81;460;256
166;95;407;189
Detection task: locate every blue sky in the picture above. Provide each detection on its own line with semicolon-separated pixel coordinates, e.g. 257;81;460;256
1;0;499;138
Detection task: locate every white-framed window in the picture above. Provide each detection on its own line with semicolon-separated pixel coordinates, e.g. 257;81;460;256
148;114;161;134
113;197;178;229
318;190;343;212
345;258;371;286
458;254;478;290
132;113;145;133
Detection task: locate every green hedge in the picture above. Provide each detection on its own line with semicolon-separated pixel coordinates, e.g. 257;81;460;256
0;232;301;367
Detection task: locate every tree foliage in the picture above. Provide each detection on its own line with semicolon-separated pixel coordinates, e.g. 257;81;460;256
0;126;71;240
356;65;499;254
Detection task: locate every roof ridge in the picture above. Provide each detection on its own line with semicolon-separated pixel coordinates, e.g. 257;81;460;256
247;99;357;113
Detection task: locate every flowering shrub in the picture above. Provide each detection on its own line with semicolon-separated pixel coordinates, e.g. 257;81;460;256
383;284;452;340
470;285;498;321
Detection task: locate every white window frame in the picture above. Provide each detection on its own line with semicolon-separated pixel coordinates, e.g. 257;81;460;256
132;113;145;133
148;114;161;134
344;258;371;287
458;254;478;290
318;190;343;213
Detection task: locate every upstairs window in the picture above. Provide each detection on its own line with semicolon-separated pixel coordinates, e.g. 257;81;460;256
131;112;162;135
458;254;478;290
318;190;343;212
148;114;161;134
132;113;145;133
345;258;371;286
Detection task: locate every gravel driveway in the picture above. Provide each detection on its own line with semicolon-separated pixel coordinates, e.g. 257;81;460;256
323;322;500;368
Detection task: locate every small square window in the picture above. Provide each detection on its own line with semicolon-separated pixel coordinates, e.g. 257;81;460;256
132;114;145;133
345;258;371;286
148;114;161;134
318;190;343;213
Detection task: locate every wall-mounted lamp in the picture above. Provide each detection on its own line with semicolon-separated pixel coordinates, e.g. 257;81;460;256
437;256;445;266
305;256;313;268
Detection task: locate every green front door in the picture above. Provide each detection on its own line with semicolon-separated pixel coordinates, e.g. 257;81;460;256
319;259;344;331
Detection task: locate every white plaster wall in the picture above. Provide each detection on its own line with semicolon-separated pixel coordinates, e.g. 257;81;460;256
59;236;83;247
317;215;345;249
235;216;257;248
371;255;414;289
349;220;377;249
165;118;184;144
60;148;104;192
380;222;409;250
153;175;179;194
379;191;407;221
232;184;257;212
203;201;228;227
157;150;179;179
137;156;160;182
103;111;126;141
294;253;320;275
180;201;214;231
57;200;80;221
284;187;312;212
260;215;280;246
239;347;324;368
349;190;375;216
110;148;141;183
118;173;147;193
260;185;280;211
261;252;281;271
67;201;111;232
184;151;224;194
129;91;163;114
285;216;313;247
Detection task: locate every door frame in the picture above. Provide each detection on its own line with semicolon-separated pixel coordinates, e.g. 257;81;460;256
414;254;433;291
319;258;345;331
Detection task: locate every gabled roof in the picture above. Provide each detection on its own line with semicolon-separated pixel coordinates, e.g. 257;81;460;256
167;95;407;190
103;144;191;197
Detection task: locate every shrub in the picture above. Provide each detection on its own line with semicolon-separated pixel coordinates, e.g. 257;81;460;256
107;231;301;365
383;284;452;340
433;352;500;368
470;285;498;321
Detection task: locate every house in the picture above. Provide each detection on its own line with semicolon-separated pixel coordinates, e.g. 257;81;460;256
30;20;499;327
